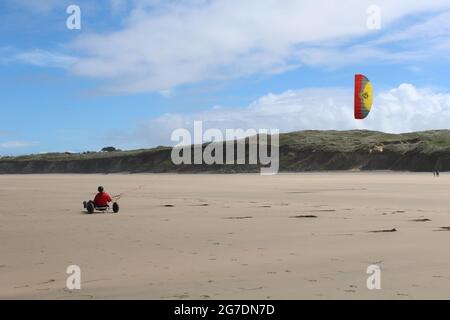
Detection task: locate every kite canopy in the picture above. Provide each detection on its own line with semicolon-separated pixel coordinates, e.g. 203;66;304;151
354;74;373;120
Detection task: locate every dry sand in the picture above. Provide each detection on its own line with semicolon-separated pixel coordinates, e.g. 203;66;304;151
1;172;450;299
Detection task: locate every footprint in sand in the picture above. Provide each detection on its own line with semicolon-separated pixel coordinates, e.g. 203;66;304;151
330;258;344;262
83;278;113;284
410;218;431;222
369;228;397;233
225;216;253;220
14;284;30;289
432;275;450;280
173;293;190;299
435;227;450;232
290;215;318;219
344;289;356;293
239;286;263;291
396;293;409;297
38;279;55;285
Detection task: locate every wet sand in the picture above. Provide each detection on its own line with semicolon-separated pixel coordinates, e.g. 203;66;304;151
1;173;450;299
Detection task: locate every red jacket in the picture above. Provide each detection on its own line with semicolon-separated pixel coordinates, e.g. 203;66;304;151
94;192;112;207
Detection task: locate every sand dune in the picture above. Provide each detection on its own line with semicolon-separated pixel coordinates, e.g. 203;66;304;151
1;173;450;299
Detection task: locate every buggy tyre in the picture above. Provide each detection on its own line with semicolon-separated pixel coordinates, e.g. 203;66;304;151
86;202;95;214
112;202;119;213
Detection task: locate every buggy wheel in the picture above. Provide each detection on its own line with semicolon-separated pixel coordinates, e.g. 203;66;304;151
112;202;119;213
86;202;95;214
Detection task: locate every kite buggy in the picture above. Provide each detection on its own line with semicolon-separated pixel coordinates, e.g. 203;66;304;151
83;186;120;214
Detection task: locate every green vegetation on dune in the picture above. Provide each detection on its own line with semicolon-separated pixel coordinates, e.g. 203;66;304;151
0;147;171;162
280;130;450;153
1;130;449;173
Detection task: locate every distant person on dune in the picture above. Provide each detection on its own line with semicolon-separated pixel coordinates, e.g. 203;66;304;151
84;186;112;208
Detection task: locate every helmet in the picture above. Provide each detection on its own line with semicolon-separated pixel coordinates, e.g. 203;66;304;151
98;186;104;193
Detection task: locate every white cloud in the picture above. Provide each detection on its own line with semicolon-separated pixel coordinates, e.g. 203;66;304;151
13;49;78;69
373;11;450;46
368;84;450;133
5;1;450;94
0;141;38;149
67;0;450;94
112;84;450;147
159;89;173;98
111;0;128;14
295;9;450;69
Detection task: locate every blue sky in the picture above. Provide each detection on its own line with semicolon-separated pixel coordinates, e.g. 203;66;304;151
1;0;450;155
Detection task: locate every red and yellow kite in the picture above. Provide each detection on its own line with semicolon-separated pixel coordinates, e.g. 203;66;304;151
354;74;373;120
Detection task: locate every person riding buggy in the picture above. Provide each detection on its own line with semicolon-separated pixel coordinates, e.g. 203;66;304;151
83;186;119;214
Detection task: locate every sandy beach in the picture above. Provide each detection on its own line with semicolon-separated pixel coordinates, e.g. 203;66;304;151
1;172;450;299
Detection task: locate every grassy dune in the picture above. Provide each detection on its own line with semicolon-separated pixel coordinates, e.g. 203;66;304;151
1;130;449;173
